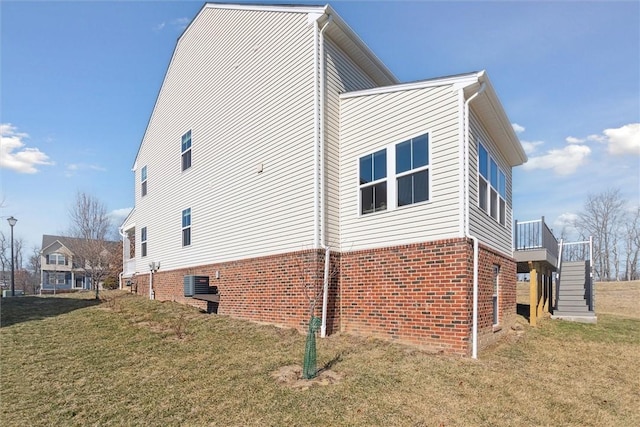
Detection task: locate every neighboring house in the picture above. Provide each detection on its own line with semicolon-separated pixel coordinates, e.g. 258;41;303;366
120;3;527;356
40;235;118;293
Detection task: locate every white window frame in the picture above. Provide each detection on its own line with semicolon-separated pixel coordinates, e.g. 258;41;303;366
395;133;430;208
182;208;191;247
181;130;192;172
48;253;66;265
357;131;431;217
48;272;66;285
358;148;388;215
141;226;148;257
141;165;148;197
478;142;507;226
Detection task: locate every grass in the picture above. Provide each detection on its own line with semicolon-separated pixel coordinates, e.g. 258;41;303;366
1;284;639;426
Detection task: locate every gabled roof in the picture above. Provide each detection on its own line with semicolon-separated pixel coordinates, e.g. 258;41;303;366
340;70;527;167
41;235;119;254
131;2;398;170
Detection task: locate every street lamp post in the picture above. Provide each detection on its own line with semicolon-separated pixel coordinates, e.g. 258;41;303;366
7;216;17;297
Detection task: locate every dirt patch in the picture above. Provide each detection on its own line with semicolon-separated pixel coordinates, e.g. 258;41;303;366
271;365;342;390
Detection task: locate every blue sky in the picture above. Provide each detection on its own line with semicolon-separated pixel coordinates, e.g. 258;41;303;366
2;0;639;252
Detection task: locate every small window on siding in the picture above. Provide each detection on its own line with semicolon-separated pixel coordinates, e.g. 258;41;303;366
396;133;429;207
141;226;148;257
181;130;192;171
141;166;148;197
182;208;191;247
359;149;387;214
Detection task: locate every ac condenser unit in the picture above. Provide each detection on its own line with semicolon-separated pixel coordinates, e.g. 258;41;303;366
184;275;210;297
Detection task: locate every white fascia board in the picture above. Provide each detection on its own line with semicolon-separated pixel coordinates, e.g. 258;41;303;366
476;71;528;166
340;72;480;99
323;5;398;85
205;3;327;15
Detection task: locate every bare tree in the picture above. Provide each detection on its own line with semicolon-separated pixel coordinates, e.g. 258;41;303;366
623;207;640;281
26;245;42;294
67;191;114;299
575;188;625;281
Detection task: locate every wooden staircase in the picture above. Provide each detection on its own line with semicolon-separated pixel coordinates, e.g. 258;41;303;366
552;243;597;323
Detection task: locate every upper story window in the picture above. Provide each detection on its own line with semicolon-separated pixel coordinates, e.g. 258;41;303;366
396;134;429;207
141;166;148;197
182;208;191;247
47;253;67;265
359;149;387;214
181;130;192;171
141;226;148;257
478;143;507;226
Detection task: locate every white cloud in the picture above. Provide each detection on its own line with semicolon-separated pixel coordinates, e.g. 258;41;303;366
512;123;525;133
520;140;544;155
64;163;107;177
604;123;640;156
565;136;584;144
553;212;579;239
172;17;190;30
154;22;166;31
522;144;591;175
587;134;607;143
109;207;133;227
0;123;54;173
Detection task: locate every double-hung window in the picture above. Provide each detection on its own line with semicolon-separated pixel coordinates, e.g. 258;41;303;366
359;149;387;214
182;208;191;247
48;253;66;265
396;134;429;207
141;226;148;257
478;143;507;226
181;130;192;171
141;166;148;197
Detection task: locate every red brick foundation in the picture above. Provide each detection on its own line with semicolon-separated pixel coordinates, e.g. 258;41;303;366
340;238;516;355
129;239;515;356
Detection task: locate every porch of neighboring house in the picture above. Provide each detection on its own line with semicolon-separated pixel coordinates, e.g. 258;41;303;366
41;270;89;294
513;217;596;325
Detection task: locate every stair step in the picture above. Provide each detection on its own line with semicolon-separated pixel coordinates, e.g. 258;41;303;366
557;295;587;301
559;291;587;297
557;304;589;312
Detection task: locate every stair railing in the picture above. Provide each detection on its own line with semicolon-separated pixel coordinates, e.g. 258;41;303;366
558;237;594;313
555;239;564;310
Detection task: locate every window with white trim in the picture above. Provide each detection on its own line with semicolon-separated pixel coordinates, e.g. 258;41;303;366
478;143;507;226
141;166;148;197
396;134;429;207
48;272;66;285
181;130;192;171
182;208;191;247
359;149;387;215
141;226;148;257
47;253;67;265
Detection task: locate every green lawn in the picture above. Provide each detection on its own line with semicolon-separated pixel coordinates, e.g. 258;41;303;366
1;287;638;426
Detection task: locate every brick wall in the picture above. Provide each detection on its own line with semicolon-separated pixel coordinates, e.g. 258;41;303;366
339;238;516;356
147;249;340;333
130;239;515;356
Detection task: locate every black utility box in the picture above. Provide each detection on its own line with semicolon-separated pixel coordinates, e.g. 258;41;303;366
184;275;210;297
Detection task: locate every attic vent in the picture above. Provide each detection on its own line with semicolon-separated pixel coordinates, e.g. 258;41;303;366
184;275;210;297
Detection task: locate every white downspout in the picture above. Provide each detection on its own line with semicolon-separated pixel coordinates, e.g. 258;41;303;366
320;246;330;337
318;15;332;337
149;270;154;300
118;226;126;290
464;80;486;359
312;19;320;249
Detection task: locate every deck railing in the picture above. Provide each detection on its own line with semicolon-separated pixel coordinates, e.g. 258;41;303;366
514;217;559;260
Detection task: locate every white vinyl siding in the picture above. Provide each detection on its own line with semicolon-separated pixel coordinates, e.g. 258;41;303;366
468;110;513;255
132;9;318;271
324;39;379;247
339;85;461;252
